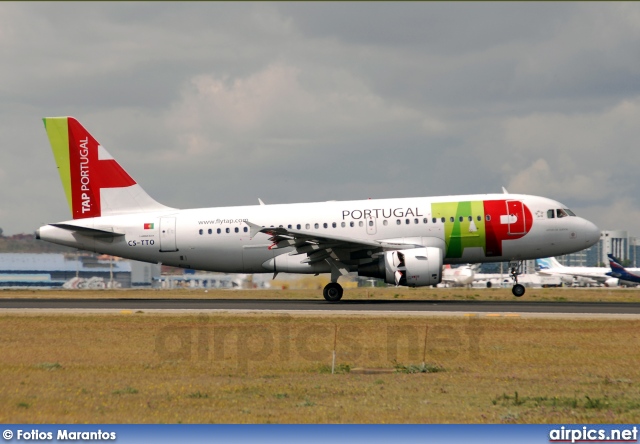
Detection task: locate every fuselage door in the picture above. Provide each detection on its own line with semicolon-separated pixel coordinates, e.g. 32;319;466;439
159;217;178;252
505;200;526;235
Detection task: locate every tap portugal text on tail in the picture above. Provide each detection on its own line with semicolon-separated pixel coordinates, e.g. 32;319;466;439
37;117;601;301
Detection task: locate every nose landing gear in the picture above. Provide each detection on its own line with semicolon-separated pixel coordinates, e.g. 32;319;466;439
509;260;526;297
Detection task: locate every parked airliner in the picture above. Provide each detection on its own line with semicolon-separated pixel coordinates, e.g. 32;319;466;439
536;257;616;287
36;117;601;300
441;264;476;287
607;255;640;286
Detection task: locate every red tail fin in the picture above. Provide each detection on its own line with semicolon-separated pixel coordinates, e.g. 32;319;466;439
44;117;170;219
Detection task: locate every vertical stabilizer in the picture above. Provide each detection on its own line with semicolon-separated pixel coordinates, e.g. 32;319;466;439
43;117;171;219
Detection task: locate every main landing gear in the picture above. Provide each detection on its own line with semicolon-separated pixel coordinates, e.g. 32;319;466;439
323;282;343;302
509;260;526;297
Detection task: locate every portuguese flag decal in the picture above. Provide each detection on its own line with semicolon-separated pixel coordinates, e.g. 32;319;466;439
144;223;154;230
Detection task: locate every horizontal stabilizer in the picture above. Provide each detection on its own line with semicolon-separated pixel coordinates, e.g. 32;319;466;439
49;223;125;238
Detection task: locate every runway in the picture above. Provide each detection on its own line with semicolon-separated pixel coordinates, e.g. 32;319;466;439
2;298;640;317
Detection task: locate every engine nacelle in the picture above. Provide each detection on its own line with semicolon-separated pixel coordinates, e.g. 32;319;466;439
358;247;442;287
604;278;619;287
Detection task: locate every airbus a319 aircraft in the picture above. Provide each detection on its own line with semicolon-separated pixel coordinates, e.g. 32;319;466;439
37;117;601;301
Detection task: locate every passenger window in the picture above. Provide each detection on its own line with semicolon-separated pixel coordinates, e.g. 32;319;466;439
441;217;445;223
468;216;472;222
305;224;310;229
208;229;212;234
406;219;410;224
332;222;337;228
199;229;203;235
396;220;401;225
233;227;238;233
450;217;454;223
225;228;230;234
341;222;346;228
486;215;491;221
477;215;481;221
297;224;301;230
414;218;419;224
323;223;328;228
314;223;319;229
287;224;292;229
432;218;437;223
350;221;355;228
243;227;248;233
459;216;464;222
383;220;388;226
423;218;428;224
359;221;364;227
369;221;374;227
217;228;221;234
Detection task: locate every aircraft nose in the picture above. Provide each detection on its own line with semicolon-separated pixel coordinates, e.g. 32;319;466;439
581;219;600;248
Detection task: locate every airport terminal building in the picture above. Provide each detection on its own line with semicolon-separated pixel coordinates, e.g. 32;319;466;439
0;253;160;288
559;231;639;267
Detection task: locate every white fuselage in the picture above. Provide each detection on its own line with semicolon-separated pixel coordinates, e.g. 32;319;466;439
38;193;600;275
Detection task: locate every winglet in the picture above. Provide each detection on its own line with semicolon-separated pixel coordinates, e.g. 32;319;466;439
258;198;266;206
502;187;509;194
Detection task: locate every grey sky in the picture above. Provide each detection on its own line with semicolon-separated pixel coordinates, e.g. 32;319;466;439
1;2;639;238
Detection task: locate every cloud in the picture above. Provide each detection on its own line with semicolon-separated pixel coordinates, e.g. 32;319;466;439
578;197;640;236
163;62;435;164
502;97;640;200
1;3;640;240
506;158;609;201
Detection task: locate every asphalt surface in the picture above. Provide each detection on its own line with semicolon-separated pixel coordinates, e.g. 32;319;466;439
1;298;640;315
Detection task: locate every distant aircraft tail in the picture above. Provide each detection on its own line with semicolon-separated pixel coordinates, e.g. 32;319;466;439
536;257;563;270
43;117;171;219
606;254;640;284
607;254;627;276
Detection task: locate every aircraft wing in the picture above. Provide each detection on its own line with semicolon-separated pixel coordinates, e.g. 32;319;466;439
247;221;423;251
246;221;426;279
537;268;607;284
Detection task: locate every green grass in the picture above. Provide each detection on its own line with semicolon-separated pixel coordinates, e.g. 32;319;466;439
112;386;139;395
0;312;639;423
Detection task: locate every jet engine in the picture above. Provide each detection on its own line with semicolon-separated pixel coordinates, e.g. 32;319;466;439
604;278;619;287
358;247;442;287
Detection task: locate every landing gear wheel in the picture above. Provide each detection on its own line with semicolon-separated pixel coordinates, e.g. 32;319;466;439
323;282;343;302
512;284;525;297
508;260;526;298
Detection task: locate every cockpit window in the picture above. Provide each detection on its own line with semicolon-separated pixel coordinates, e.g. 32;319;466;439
564;208;576;216
547;209;555;219
556;209;568;218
